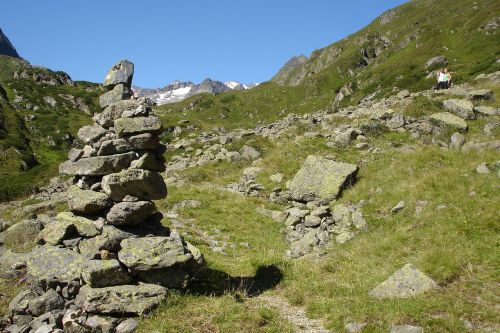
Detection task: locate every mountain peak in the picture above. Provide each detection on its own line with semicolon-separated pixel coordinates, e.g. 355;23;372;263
0;28;20;58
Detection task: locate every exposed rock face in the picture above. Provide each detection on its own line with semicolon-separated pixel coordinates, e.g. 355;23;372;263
0;27;20;58
289;155;358;203
4;60;205;333
369;263;438;299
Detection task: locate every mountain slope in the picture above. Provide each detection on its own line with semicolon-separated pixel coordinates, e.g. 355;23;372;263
0;28;20;58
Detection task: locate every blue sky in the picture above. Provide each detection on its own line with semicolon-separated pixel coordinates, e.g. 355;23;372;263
1;0;407;88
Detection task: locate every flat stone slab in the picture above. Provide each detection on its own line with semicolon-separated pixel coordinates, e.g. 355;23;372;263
75;283;167;316
97;133;159;156
77;125;108;144
114;116;163;137
102;169;167;201
289;155;358;202
82;259;131;288
106;201;156;226
56;212;99;237
94;99;141;128
59;152;136;176
429;112;468;131
369;263;438;299
118;236;192;272
442;99;474;119
27;246;89;283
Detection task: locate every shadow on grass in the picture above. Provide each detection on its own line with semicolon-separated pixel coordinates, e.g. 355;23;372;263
188;264;284;298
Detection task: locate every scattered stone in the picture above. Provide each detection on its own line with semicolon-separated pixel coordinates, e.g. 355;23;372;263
429;112;468;131
56;212;99;237
37;218;75;245
269;173;284;183
425;55;447;68
475;106;500;116
289;155;358;203
345;322;366;332
390;201;405;214
442;99;475;119
467;89;493;101
396;89;410;99
86;315;121;333
240;145;261;160
476;162;490;174
449;132;465;149
390;325;423;333
27;289;65;317
115;318;139;333
369;263;438;299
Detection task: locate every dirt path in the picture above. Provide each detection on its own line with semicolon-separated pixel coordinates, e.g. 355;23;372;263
257;295;330;333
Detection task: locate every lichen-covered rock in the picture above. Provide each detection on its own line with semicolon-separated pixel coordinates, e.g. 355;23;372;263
9;290;39;315
75;284;167;316
79;226;137;259
59;152;136;176
67;186;113;214
99;84;131;108
94;100;141;128
118;236;192;272
27;289;65;317
129;152;166;172
82;259;131;288
106;201;156;226
114;116;163;137
97;133;159;156
289;156;358;202
37;219;75;245
442;99;475;119
369;263;438;299
429;112;468;131
101;169;167;201
27;246;89;283
56;212;99;238
103;60;134;89
467;89;493;101
77;125;108;144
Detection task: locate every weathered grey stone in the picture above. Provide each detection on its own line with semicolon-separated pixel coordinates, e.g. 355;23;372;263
9;290;39;315
27;289;64;317
269;173;284;183
390;201;405;214
369;263;438;299
450;132;465;149
289;230;318;256
67;186;113;214
75;284;167;316
103;60;134;89
85;315;120;333
115;318;138;333
59;152;136;176
137;266;191;289
474;106;500;116
352;211;367;230
425;55;447;68
56;212;99;237
290;156;358;203
476;162;490;174
106;201;156;226
77;125;108;144
240;145;261;160
68;148;84;162
345;322;366;333
94;100;141;128
443;99;475;119
129;153;166;172
82;259;131;288
304;215;321;227
102;169;167;201
114;116;163;137
62;309;89;333
467;89;493;101
27;246;88;283
99;84;131;109
429;112;468;131
79;226;137;259
97;134;159;156
37;219;75;245
118;236;192;272
390;325;423;333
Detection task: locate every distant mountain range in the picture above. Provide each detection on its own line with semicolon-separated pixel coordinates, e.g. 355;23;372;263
133;79;259;105
0;28;20;58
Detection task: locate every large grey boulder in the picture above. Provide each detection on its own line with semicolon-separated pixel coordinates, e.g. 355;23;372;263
114;116;163;137
82;259;131;288
101;169;167;201
106;201;156;226
115;318;138;333
27;246;88;283
289;156;358;202
67;186;113;214
474;105;500;116
27;289;65;317
59;152;136;176
9;290;39;315
94;100;141;128
99;84;131;108
37;219;75;245
369;263;438;299
97;133;159;156
77;125;108;144
103;60;134;89
442;99;475;119
75;284;167;316
429;112;468;131
467;89;493;101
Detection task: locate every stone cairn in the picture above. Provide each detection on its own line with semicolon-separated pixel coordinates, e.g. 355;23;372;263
3;60;205;333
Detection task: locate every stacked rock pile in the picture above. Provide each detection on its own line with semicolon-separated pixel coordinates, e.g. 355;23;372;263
2;60;205;333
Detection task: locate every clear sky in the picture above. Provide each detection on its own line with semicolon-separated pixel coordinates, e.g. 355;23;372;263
1;0;407;88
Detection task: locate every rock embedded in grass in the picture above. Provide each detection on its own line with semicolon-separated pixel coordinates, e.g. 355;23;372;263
429;112;468;131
